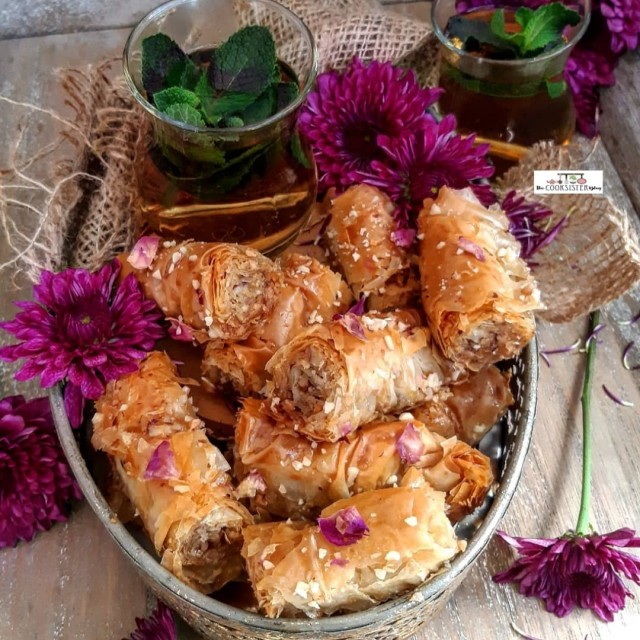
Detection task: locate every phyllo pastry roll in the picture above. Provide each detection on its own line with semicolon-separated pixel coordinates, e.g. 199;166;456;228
92;352;253;593
202;253;352;395
267;310;460;442
418;187;539;371
411;365;513;445
122;239;283;342
242;476;462;618
235;400;492;521
324;184;418;311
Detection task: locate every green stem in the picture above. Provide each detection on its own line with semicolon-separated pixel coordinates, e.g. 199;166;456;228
575;309;600;536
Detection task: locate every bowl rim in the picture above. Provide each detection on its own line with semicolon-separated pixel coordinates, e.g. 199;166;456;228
50;337;538;633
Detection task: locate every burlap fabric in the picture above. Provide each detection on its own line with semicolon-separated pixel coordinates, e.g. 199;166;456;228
0;0;639;323
239;0;434;72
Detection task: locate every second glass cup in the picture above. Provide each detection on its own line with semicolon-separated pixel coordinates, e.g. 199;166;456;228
432;0;590;174
124;0;318;254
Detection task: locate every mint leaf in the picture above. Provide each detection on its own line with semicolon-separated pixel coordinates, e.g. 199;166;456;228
276;82;299;111
142;34;189;94
515;7;535;29
490;10;524;50
195;74;257;125
520;3;580;54
241;86;276;124
166;58;200;90
224;116;245;128
154;87;200;112
291;131;311;169
210;25;278;95
240;82;298;125
545;78;567;99
164;103;206;127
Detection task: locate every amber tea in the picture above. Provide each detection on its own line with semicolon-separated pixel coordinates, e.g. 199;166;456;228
137;56;316;253
434;2;587;175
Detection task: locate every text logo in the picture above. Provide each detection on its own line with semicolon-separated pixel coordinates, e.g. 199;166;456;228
534;170;603;195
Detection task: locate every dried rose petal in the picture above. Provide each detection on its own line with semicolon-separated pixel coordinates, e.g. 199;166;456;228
396;422;425;464
144;441;179;480
168;317;194;343
392;227;416;248
330;557;349;567
127;236;160;270
349;296;367;317
318;506;369;546
236;470;267;499
335;314;366;341
458;236;486;262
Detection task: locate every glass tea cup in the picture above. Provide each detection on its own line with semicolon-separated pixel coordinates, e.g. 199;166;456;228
432;0;591;174
124;0;319;254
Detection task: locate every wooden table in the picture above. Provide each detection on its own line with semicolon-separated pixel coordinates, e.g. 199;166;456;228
1;2;639;639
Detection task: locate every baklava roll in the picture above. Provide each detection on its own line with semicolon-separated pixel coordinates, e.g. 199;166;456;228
122;239;283;342
267;310;460;441
411;365;513;445
235;400;493;521
324;184;418;311
242;475;462;618
92;352;253;593
202;253;352;395
419;438;495;522
418;187;539;371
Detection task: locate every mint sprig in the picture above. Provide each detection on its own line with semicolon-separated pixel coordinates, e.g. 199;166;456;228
141;28;299;130
153;87;200;112
210;25;279;95
490;2;580;56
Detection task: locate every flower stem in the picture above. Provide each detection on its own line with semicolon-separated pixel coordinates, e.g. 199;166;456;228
576;309;600;536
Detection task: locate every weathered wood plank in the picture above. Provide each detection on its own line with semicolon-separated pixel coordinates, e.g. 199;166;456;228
0;27;148;640
0;0;159;39
600;50;640;217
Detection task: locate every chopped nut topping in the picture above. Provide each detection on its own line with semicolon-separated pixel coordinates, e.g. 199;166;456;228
294;581;309;599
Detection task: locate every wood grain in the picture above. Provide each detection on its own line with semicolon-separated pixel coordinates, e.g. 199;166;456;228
0;3;639;640
600;50;640;216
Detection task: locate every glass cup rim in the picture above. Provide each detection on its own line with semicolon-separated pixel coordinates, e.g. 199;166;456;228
123;0;319;135
431;0;592;68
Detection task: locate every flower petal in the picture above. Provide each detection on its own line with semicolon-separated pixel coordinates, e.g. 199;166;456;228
318;506;369;546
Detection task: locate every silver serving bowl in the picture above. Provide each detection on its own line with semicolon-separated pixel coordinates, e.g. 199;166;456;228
51;340;537;640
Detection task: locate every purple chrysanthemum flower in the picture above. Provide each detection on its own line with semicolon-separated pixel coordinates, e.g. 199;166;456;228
0;260;164;428
494;528;640;622
502;190;566;262
470;181;498;207
298;58;442;191
360;114;493;241
600;0;640;53
125;602;177;640
0;395;81;548
565;48;616;137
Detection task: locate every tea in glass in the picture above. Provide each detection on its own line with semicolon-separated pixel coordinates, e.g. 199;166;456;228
124;0;318;255
432;0;590;174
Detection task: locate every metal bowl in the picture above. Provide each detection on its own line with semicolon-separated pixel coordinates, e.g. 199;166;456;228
51;340;537;640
